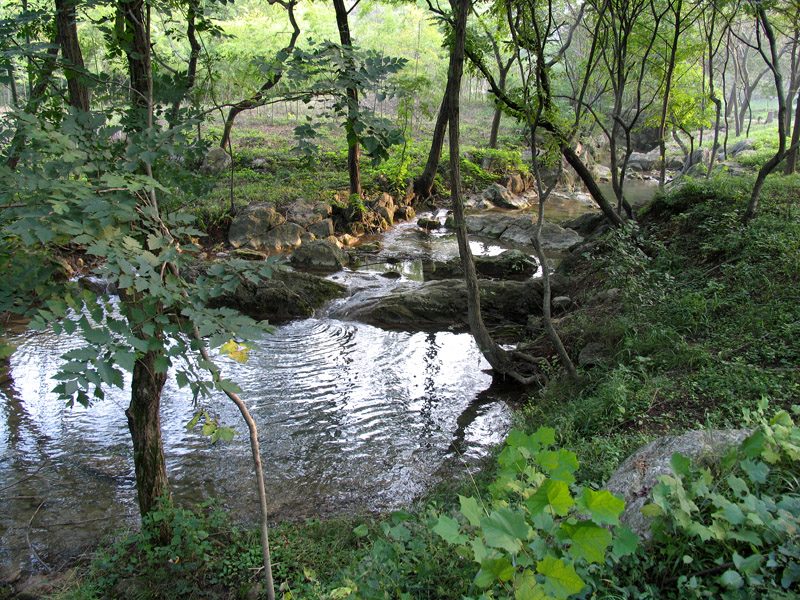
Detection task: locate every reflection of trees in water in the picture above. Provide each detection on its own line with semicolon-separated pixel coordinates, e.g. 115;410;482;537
1;371;50;458
416;332;442;435
448;379;519;457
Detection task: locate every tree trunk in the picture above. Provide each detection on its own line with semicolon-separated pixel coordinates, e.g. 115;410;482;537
414;79;450;200
126;352;170;519
488;105;502;149
785;89;800;174
447;0;512;376
8;65;18;106
332;0;361;196
658;0;682;188
120;0;152;129
169;0;200;125
55;0;90;112
744;6;787;224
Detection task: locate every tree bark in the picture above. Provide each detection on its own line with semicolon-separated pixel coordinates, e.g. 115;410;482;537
785;88;800;174
743;5;787;224
126;352;170;519
414;79;450;200
120;0;152;130
658;0;682;188
447;0;514;377
332;0;361;196
169;0;200;125
55;0;90;111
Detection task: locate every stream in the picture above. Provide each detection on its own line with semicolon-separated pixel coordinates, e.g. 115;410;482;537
0;182;656;572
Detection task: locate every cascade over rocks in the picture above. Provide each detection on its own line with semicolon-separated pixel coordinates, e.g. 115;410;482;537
605;429;751;540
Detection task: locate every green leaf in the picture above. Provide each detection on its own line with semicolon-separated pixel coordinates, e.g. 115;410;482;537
433;515;466;545
740;459;770;484
474;557;515;588
611;526;639;559
459;495;483;527
719;569;744;590
481;508;531;555
670;453;692;477
352;524;369;538
537;450;579;484
559;521;612;564
514;569;552;600
527;480;574;517
578;489;625;525
536;555;585;598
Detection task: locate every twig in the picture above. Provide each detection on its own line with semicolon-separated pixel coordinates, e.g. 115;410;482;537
26;500;51;572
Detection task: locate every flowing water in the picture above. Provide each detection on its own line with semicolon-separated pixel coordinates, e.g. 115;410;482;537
0;186;655;572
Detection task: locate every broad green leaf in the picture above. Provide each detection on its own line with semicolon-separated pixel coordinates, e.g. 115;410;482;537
559;521;612;564
433;515;466;545
474;557;515;588
670;453;692;477
611;526;639;559
740;459;770;484
536;555;585;598
515;569;552;600
352;524;369;538
537;450;579;484
527;480;574;517
481;508;531;555
459;495;483;527
719;569;744;589
579;489;625;525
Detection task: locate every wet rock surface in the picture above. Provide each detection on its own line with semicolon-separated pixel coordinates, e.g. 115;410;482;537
213;269;347;323
332;278;562;334
422;249;537;281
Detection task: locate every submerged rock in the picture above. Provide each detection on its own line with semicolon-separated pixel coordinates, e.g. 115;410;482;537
605;429;751;540
333;278;561;333
214;269;347;323
423;249;537;281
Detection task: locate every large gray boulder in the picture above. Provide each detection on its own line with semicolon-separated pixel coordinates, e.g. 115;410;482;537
201;147;232;175
465;213;583;251
285;198;332;229
372;193;397;225
259;222;306;253
333;278;561;333
213;269;347;323
229;204;286;249
482;184;531;210
423;249;537;281
289;239;347;273
605;429;751;540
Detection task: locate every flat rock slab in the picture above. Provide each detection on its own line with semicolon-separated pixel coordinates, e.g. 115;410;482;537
333;278;561;333
423;249;537;281
465;213;583;250
605;429;751;540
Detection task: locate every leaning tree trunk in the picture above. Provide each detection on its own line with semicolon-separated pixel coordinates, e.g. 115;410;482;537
743;5;787;225
169;0;200;125
447;0;512;376
55;0;90;111
126;352;170;518
332;0;362;196
414;77;451;200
